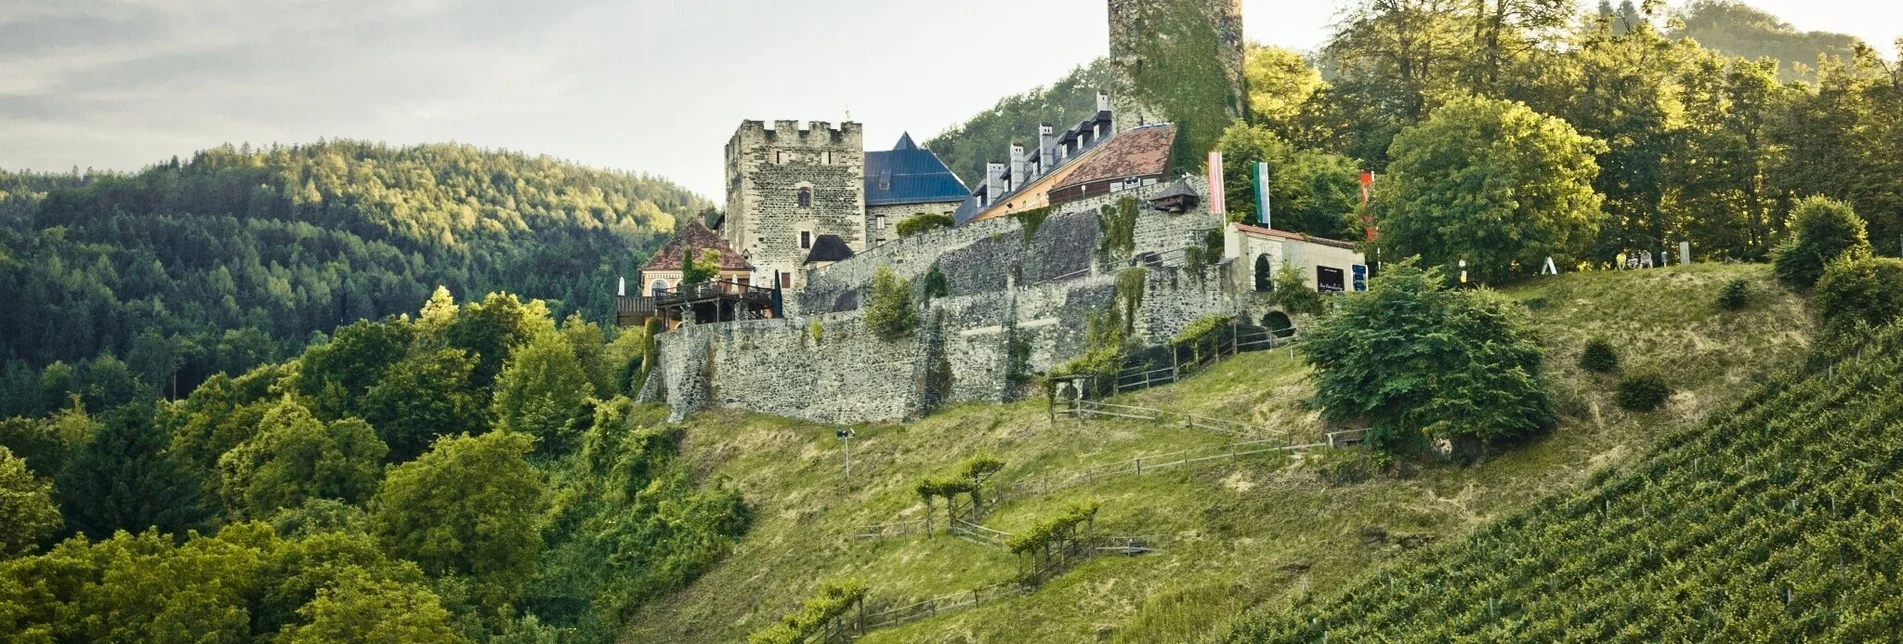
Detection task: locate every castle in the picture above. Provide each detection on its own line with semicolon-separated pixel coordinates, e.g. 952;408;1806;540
624;0;1370;425
633;0;1250;297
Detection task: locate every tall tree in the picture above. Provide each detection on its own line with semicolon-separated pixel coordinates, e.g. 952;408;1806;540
1379;96;1607;283
0;446;62;556
56;405;206;539
217;398;388;518
371;431;544;611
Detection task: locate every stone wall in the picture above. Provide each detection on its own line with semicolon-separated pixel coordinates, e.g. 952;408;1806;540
655;262;1234;425
797;178;1220;315
865;201;960;249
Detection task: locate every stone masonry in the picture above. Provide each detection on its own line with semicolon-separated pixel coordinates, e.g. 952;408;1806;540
723;121;867;287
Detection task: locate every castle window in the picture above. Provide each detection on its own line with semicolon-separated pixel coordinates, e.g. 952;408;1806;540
798;187;812;209
781;272;793;288
650;279;668;297
799;230;812;249
875;215;886;230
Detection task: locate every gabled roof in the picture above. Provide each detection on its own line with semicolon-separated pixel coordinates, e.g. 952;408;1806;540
1232;222;1360;251
804;234;856;264
865;133;970;207
1052;124;1177;192
643;219;753;272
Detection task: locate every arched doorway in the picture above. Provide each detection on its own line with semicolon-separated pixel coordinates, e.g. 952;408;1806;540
1254;255;1272;291
1263;311;1296;339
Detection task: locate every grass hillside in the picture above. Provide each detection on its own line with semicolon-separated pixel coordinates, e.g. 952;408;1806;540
1226;318;1901;640
622;264;1810;643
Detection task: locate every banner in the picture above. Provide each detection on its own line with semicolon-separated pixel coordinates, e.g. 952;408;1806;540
1207;151;1226;216
1255;162;1272;228
1359;170;1376;242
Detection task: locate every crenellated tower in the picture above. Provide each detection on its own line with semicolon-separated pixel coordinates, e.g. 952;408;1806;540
723;120;866;289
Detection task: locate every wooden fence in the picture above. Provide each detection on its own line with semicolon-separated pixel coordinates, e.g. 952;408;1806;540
1070;399;1280;439
1097;320;1297;397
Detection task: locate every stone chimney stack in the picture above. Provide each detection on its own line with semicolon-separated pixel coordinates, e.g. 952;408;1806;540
985;162;1007;206
1038;124;1055;173
1009;144;1026;192
1097;90;1111;114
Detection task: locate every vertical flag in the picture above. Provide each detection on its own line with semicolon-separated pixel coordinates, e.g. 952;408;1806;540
1359;170;1376;242
1255;162;1272;228
1207;151;1226;217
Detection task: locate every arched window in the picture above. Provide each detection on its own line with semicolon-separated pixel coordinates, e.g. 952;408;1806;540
649;279;668;297
1254;255;1272;291
797;187;812;209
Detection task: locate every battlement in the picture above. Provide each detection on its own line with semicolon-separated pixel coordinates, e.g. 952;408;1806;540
730;120;864;149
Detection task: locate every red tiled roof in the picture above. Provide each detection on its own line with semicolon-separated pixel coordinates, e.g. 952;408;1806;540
1052;125;1177;192
643;219;753;271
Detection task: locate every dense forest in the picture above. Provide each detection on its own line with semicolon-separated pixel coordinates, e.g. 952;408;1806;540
924;60;1117;187
928;1;1900;269
1670;0;1864;81
0;142;709;418
0;290;748;642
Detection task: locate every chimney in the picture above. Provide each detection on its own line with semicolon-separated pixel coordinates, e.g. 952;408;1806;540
1097;91;1111;114
1038;124;1055;172
1009;144;1026;192
985;163;1007;206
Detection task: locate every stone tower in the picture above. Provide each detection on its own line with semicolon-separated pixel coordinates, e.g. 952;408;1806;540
1107;0;1245;165
723;120;866;289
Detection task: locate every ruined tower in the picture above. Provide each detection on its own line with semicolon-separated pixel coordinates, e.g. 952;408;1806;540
723;120;866;289
1107;0;1245;166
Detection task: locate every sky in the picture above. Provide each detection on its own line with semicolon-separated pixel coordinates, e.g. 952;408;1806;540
1;0;1898;199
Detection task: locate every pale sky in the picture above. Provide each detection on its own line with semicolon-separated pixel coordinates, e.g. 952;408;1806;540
0;0;1897;200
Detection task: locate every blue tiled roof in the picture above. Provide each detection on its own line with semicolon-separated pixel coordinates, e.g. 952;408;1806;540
866;133;970;207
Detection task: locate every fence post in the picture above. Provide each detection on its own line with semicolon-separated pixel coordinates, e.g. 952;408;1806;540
1135;457;1142;476
1230;317;1238;357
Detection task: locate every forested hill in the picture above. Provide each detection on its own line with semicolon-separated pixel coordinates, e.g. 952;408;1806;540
0;142;709;418
1670;0;1865;82
924;59;1116;186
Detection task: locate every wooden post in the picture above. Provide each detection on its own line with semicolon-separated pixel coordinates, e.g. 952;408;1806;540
1135;457;1142;476
857;598;865;635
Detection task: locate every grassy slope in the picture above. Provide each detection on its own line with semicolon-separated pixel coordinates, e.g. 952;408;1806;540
621;264;1809;643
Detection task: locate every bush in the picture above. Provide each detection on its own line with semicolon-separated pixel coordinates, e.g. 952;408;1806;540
1302;261;1556;451
1616;373;1672;412
1814;257;1903;331
1773;196;1871;290
895;213;954;238
1718;279;1750;311
1578;338;1620;374
863;266;917;342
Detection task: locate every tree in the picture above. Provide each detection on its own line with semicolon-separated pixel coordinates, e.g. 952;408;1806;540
1215;123;1363;239
1379;96;1607;284
56;405;206;539
445;293;556;389
679;248;721;287
560;313;615;398
863;266;918;342
1301;262;1555;451
491;331;592;455
371;431;544;610
358;348;486;463
296;318;416;419
283;569;464;644
1773;196;1870;289
1244;45;1324;134
217;398;388;518
0;446;61;556
1268;260;1328;317
1814;257;1903;331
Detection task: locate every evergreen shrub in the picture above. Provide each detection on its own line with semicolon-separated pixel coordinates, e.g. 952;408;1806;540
1616;373;1672;412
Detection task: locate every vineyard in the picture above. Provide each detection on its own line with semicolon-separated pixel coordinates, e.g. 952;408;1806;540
1227;328;1903;641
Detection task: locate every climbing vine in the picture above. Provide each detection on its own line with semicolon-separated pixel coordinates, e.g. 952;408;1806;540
1012;206;1053;246
1114;267;1147;335
1098;197;1139;259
